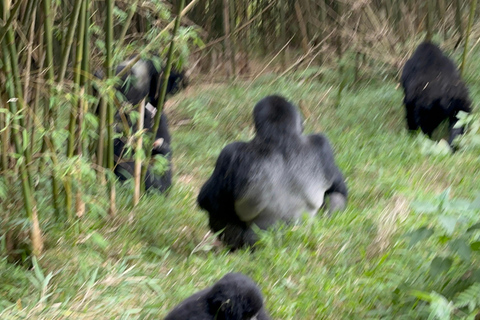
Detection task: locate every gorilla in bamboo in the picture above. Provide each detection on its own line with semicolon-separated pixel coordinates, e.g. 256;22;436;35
96;57;187;192
198;95;347;250
401;42;472;147
164;273;270;320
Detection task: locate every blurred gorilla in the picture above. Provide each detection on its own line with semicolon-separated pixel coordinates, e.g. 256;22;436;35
113;104;172;192
95;57;187;192
198;95;347;249
113;57;187;107
164;273;270;320
401;42;472;147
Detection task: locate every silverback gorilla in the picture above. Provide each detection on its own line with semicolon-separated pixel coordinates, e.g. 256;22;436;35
401;42;472;147
198;95;347;249
164;273;270;320
109;57;187;192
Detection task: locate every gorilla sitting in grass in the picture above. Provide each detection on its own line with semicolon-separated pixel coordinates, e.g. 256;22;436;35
401;42;472;148
198;95;347;250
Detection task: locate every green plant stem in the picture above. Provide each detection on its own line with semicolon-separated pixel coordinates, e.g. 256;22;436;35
118;0;139;48
140;0;186;193
460;0;478;76
105;0;116;215
57;0;83;84
2;42;43;257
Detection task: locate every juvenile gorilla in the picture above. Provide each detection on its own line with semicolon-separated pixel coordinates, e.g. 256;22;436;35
107;57;186;192
401;42;472;146
198;95;347;249
164;273;270;320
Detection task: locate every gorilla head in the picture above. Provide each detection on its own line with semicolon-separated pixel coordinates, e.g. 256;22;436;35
253;95;303;141
115;57;188;108
198;95;347;249
164;273;270;320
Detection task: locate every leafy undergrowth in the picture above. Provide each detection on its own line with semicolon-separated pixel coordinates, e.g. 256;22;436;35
1;62;480;319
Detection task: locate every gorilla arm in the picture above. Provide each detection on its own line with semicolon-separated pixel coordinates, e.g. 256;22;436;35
308;134;348;214
198;143;258;249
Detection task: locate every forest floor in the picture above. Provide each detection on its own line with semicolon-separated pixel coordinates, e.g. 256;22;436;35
1;52;480;319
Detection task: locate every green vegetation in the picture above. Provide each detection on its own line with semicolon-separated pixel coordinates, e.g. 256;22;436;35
2;0;480;318
1;50;479;318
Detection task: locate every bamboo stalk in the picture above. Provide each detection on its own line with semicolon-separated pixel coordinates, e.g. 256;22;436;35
221;0;234;78
318;0;327;65
133;99;145;207
2;42;43;257
295;1;310;55
65;0;87;219
5;27;35;193
426;0;434;41
56;0;82;84
0;98;8;171
0;0;23;43
105;0;116;216
279;0;287;68
460;0;478;76
118;0;139;48
68;0;87;158
42;0;55;84
228;0;236;78
140;0;186;193
96;98;107;177
80;0;90;158
455;0;464;41
41;0;61;218
23;6;36;108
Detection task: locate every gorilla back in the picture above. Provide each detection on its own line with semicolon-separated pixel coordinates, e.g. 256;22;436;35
198;95;347;249
401;42;471;146
164;273;270;320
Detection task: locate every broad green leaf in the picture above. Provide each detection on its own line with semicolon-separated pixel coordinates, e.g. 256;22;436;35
470;242;480;251
448;239;471;261
411;201;438;214
428;291;454;320
438;216;457;236
430;257;453;277
467;222;480;233
408;227;434;247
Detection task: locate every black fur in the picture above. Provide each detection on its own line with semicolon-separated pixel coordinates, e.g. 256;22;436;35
401;42;472;146
164;273;270;320
95;57;187;192
113;108;172;193
198;95;347;249
114;58;187;108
